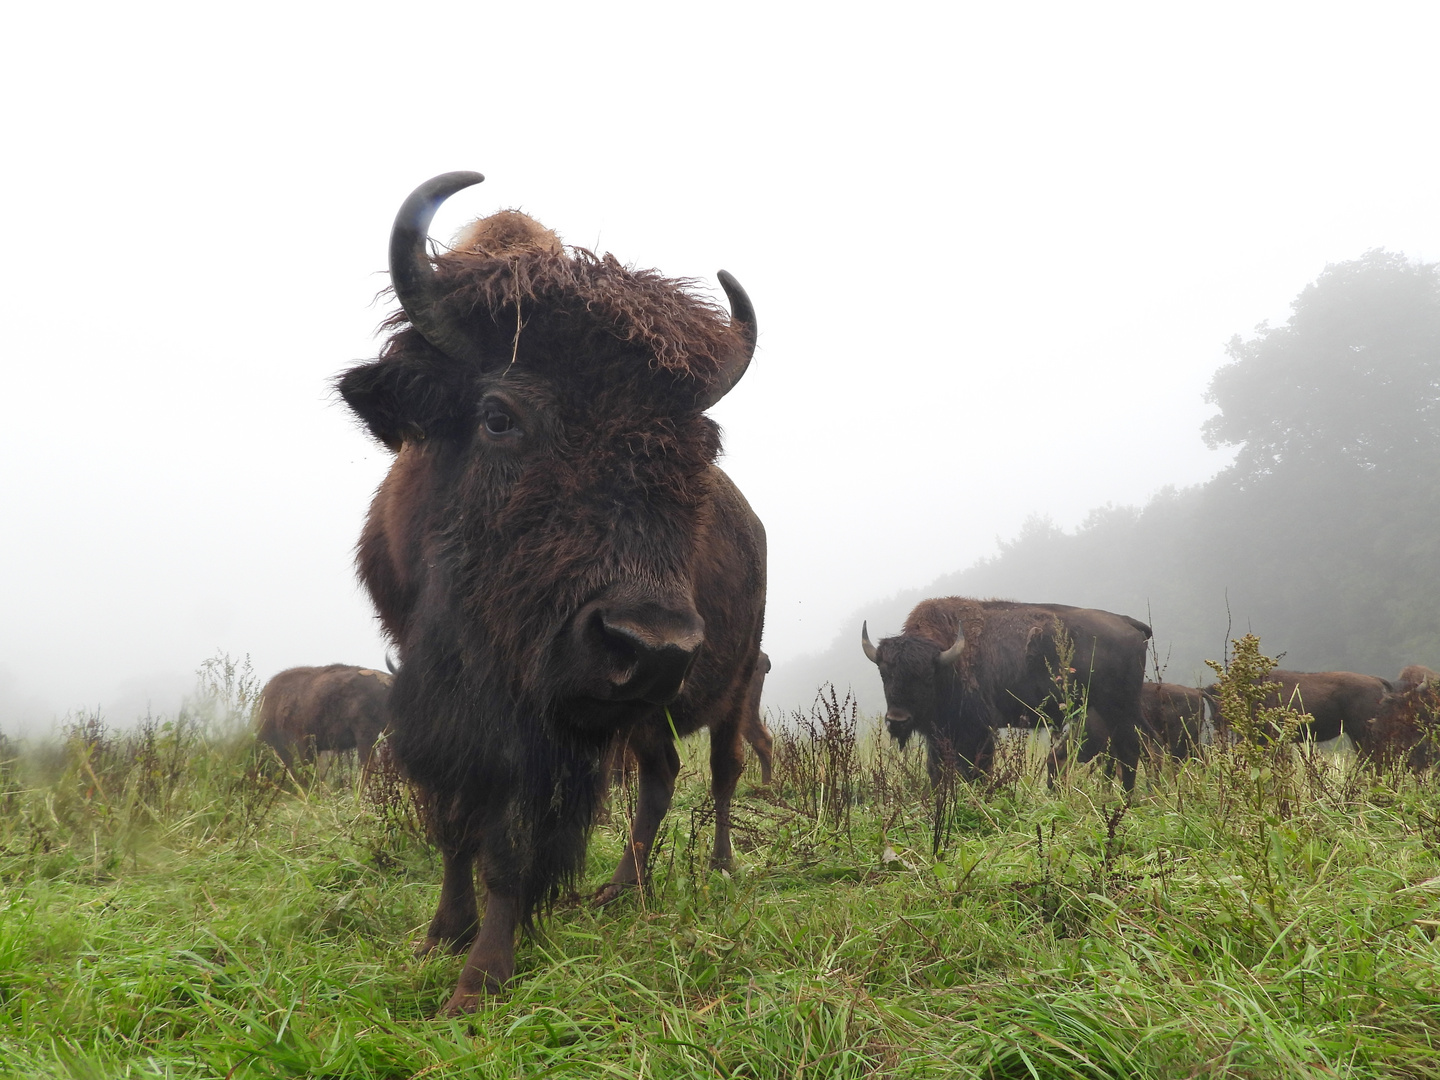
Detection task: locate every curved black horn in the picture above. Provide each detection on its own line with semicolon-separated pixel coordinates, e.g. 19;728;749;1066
389;171;486;362
693;270;757;410
861;621;879;664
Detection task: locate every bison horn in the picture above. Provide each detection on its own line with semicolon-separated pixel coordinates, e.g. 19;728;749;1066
693;270;758;410
937;629;966;667
390;171;486;363
861;621;879;664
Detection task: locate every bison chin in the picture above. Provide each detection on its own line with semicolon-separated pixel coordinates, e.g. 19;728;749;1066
884;711;919;749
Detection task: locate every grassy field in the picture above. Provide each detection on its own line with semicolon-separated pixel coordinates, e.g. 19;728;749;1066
3;658;1440;1078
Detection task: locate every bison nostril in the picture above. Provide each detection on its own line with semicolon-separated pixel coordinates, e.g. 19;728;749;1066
583;606;705;704
594;616;643;685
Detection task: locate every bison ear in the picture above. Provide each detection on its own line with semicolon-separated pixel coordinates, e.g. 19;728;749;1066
337;357;459;451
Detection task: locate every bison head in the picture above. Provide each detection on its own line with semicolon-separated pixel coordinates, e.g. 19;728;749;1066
339;173;756;738
861;621;963;748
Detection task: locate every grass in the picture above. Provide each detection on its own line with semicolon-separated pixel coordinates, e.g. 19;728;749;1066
3;664;1440;1077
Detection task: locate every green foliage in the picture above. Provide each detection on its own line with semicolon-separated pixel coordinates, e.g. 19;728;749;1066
6;683;1440;1078
1203;250;1440;480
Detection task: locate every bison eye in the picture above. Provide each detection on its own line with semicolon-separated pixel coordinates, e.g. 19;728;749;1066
481;405;518;437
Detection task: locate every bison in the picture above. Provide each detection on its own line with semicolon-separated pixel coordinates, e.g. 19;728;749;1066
1366;678;1440;769
1396;664;1438;692
337;172;765;1012
862;598;1152;790
1139;681;1209;760
1203;668;1393;754
255;664;392;773
1207;669;1391;750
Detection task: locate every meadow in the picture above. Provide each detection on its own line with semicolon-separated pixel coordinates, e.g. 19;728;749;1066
3;653;1440;1079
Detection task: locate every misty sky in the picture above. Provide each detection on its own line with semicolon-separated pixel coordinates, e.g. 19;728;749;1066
3;1;1438;729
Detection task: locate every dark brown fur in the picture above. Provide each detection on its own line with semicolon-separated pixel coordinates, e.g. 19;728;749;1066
607;648;773;786
255;664;392;772
1209;669;1391;748
869;597;1151;791
1139;682;1208;760
338;207;764;1012
1367;679;1440;769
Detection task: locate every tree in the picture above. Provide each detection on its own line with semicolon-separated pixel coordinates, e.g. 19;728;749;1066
1203;250;1440;482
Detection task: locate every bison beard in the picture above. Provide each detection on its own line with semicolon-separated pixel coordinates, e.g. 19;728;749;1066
338;173;766;1013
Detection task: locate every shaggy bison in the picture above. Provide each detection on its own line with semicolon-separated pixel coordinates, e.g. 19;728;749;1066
1207;669;1391;750
862;598;1151;790
338;172;765;1011
1139;682;1209;760
255;664;392;772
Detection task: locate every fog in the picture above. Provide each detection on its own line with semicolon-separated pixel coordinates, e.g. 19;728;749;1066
3;1;1438;731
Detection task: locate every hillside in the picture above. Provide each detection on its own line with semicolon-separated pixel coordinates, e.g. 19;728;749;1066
767;250;1440;716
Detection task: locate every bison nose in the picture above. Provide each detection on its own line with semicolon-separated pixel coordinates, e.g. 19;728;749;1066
573;598;705;705
885;708;913;726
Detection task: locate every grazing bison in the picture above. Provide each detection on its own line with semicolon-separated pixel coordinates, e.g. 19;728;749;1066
1208;669;1391;749
337;172;765;1012
255;664;392;772
744;650;775;783
862;598;1151;790
1139;682;1209;760
1366;678;1440;769
1396;665;1438;692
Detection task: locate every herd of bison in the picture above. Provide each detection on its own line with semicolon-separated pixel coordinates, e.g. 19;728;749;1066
251;172;1439;1013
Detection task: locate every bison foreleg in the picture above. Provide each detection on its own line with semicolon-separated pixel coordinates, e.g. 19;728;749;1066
418;845;480;956
595;736;681;906
440;887;519;1014
709;719;745;872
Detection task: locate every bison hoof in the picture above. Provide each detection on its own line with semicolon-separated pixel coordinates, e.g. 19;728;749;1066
592;882;633;907
415;933;475;959
438;984;499;1016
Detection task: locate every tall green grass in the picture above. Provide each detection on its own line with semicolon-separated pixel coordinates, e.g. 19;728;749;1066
2;653;1440;1078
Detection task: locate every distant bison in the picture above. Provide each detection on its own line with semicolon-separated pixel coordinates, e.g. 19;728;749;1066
338;173;765;1011
256;664;392;772
1208;669;1391;749
1366;678;1440;769
1139;682;1209;760
863;598;1151;790
744;650;775;783
1396;665;1438;693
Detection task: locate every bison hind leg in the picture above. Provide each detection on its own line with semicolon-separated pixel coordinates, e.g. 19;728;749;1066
417;846;481;957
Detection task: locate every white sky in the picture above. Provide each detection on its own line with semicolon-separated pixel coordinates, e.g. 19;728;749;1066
3;1;1437;728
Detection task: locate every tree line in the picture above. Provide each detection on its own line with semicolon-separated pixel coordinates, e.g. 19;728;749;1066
773;249;1440;712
